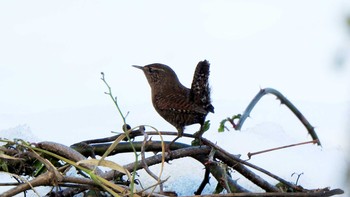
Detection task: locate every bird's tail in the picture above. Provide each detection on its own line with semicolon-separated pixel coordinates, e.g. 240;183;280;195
190;60;214;113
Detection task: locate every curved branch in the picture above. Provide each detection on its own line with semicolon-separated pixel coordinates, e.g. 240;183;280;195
235;88;321;146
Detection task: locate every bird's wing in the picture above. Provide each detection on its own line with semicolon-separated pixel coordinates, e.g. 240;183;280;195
154;93;207;114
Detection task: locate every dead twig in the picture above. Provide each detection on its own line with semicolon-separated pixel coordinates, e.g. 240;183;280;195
247;140;319;159
140;126;166;194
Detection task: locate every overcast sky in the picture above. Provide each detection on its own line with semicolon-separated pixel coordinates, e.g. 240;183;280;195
0;1;349;146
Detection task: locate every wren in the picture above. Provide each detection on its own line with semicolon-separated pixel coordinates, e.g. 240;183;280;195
133;60;214;146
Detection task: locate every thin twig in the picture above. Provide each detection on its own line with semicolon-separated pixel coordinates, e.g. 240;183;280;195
291;172;304;185
247;140;319;159
140;126;164;194
101;72;139;195
136;177;170;196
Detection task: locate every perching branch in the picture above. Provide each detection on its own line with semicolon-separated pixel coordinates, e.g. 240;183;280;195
71;130;323;193
73;136;287;193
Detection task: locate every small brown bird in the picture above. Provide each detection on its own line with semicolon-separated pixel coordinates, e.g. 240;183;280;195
133;60;214;146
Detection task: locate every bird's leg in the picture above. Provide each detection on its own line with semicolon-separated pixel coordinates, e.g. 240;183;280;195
168;136;180;150
166;128;183;154
193;124;204;138
193;123;204;145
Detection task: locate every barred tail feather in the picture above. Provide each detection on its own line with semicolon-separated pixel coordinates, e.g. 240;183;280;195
190;60;214;113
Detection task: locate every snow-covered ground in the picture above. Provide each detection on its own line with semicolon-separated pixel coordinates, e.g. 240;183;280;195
0;99;348;196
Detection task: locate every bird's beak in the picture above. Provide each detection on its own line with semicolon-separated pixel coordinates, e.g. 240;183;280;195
132;65;143;70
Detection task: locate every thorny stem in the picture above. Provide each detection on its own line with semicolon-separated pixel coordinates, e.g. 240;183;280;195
100;72;138;196
235;88;321;146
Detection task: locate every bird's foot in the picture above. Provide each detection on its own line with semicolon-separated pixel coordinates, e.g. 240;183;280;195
163;135;181;161
162;143;174;163
192;131;204;146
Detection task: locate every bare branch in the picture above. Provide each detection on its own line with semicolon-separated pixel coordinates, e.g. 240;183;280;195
234;88;321;146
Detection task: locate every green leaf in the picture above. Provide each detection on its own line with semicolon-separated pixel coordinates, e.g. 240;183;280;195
232;114;241;120
203;120;211;132
218;119;228;132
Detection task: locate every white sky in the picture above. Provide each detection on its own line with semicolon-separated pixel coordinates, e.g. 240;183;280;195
0;1;349;143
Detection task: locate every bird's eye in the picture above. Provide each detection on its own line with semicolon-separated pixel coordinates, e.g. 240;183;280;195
148;67;153;73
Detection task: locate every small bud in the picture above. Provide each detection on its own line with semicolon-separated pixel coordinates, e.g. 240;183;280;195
122;124;131;132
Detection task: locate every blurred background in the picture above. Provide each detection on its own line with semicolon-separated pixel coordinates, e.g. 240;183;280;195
0;0;349;195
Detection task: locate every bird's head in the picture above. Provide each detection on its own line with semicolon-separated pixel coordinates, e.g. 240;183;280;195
133;63;180;89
